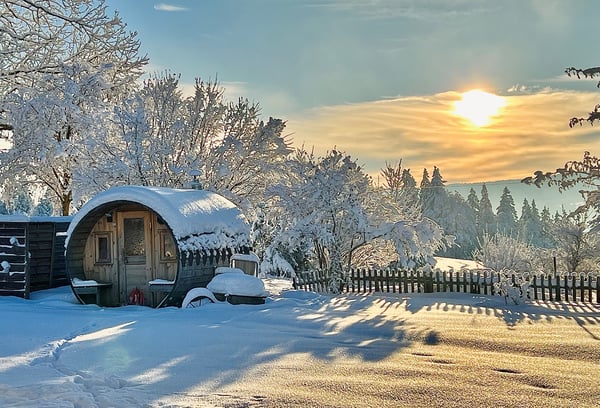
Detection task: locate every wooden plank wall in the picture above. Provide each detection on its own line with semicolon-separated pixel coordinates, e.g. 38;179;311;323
50;221;70;288
0;221;28;298
0;219;72;299
27;221;71;291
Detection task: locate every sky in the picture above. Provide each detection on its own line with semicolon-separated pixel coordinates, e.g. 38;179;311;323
0;276;598;407
103;0;600;183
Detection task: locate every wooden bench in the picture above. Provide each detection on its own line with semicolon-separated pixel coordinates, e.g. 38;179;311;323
148;279;175;293
148;280;175;308
71;281;112;305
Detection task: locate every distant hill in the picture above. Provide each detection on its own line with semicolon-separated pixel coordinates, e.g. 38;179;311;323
447;179;585;216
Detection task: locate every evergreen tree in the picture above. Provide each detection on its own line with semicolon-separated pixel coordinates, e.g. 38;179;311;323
518;199;532;240
0;200;8;215
11;191;32;215
477;184;496;239
401;168;419;207
33;196;54;216
496;187;517;236
467;188;479;214
419;168;431;208
402;168;417;189
528;200;544;246
422;166;448;222
439;192;477;259
540;206;556;248
518;199;544;246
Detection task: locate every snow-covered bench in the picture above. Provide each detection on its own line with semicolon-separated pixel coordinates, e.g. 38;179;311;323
71;278;112;305
148;279;175;293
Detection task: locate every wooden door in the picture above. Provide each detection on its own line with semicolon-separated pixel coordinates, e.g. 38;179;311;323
117;211;152;304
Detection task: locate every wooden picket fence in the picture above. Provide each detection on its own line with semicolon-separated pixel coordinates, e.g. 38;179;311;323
292;268;600;304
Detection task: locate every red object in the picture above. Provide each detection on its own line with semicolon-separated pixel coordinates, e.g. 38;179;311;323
129;287;144;305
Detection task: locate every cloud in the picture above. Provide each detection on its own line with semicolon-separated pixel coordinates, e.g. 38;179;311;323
153;3;188;12
286;90;600;183
304;0;495;20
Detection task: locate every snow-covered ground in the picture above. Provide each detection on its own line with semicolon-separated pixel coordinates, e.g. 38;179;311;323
0;278;598;407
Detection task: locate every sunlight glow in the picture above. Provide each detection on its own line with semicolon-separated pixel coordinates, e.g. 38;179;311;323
453;90;506;127
71;321;136;343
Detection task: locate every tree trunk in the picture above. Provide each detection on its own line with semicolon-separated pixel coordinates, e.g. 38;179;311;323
61;191;72;216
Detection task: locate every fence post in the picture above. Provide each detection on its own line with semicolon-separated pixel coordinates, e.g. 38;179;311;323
482;271;487;295
424;270;433;293
554;274;561;301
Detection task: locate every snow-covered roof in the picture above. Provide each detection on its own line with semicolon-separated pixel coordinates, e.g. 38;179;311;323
66;186;249;252
0;215;72;223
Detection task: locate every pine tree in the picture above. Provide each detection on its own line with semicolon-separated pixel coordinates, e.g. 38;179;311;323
33;196;54;216
518;198;532;240
422;166;448;222
0;200;8;215
496;187;517;236
439;192;477;259
401;168;419;207
540;206;556;248
11;191;32;215
517;199;546;246
528;200;544;247
419;168;431;208
478;184;496;239
467;188;479;214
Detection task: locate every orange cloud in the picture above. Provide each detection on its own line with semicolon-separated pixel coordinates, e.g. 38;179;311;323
286;90;600;183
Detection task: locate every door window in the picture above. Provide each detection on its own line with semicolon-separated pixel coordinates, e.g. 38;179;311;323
124;217;146;264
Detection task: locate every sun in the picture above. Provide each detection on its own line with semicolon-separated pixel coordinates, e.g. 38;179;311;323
453;89;506;127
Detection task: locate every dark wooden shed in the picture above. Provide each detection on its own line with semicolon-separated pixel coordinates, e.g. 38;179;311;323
0;216;72;298
65;186;250;308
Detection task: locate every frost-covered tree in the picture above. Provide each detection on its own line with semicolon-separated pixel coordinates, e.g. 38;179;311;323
419;168;431;205
380;161;420;219
1;63;113;215
422;166;448;221
551;211;600;273
0;0;147;214
401;168;419;207
0;0;146;99
11;191;32;215
539;206;556;248
467;188;479;215
98;73;291;215
33;196;54;217
380;160;404;201
0;201;8;215
496;187;517;236
518;199;544;246
438;192;477;259
478;184;496;239
267;149;449;291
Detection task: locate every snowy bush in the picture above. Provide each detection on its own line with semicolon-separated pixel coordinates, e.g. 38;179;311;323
473;232;542;273
494;269;530;305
